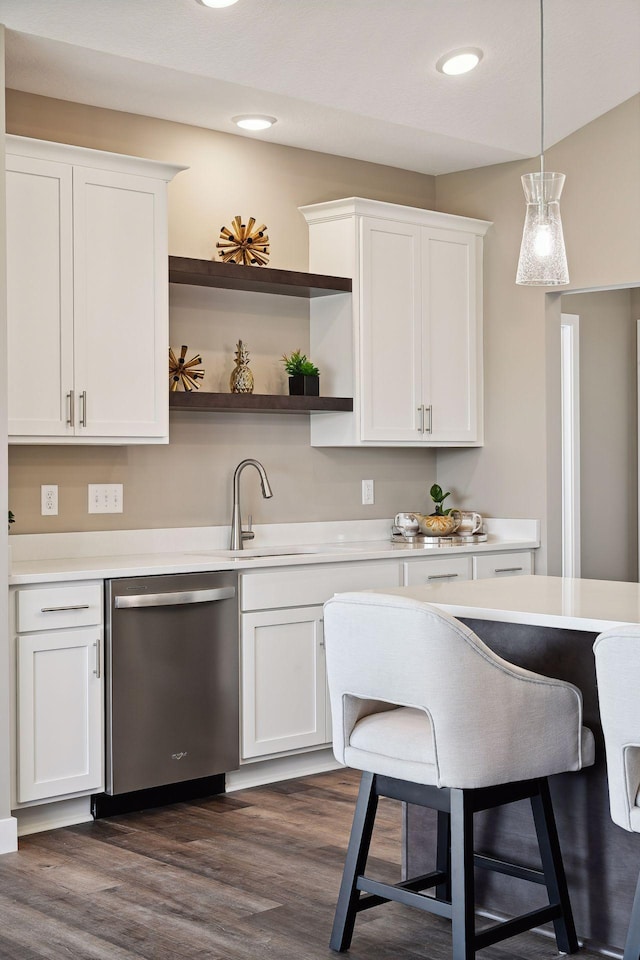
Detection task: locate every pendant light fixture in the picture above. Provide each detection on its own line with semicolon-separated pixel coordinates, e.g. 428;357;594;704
516;0;569;285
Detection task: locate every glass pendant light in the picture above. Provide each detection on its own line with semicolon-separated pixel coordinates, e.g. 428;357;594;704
516;0;569;285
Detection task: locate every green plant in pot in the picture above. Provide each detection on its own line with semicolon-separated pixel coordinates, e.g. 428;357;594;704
418;484;459;537
281;349;320;396
429;483;451;516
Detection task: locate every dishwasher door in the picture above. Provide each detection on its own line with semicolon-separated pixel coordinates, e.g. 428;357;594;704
105;571;239;796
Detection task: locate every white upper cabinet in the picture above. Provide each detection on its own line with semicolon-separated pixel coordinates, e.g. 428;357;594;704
6;136;186;444
300;197;491;447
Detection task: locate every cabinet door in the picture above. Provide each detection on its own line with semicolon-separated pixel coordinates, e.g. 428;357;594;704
73;167;169;438
421;227;480;442
360;217;423;442
241;607;328;759
6;155;74;438
17;628;103;802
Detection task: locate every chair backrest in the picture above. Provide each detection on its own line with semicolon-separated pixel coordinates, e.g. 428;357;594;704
324;591;587;789
594;625;640;831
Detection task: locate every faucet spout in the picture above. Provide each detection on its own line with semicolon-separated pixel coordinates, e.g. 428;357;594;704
230;459;273;550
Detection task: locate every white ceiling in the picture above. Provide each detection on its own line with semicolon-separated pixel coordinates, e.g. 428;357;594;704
1;0;639;175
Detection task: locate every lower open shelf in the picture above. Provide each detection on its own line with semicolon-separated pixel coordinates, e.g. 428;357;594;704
169;392;353;414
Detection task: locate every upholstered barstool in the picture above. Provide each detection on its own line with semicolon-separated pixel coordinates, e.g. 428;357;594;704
594;625;640;960
324;592;595;958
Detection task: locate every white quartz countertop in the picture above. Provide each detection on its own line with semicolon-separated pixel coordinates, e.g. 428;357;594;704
8;519;539;585
377;574;640;632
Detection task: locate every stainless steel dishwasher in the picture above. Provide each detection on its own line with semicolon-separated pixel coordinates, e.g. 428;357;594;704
95;571;238;816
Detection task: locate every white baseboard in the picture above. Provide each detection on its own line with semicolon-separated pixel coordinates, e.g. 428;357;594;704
226;748;341;792
15;797;92;837
0;815;18;853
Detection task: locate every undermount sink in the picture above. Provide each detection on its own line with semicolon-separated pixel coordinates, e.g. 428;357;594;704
188;544;361;561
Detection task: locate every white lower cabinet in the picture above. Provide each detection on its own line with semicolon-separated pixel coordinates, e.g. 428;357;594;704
473;551;533;579
12;581;104;805
17;628;103;803
241;606;328;759
404;555;472;586
404;551;534;586
240;560;402;761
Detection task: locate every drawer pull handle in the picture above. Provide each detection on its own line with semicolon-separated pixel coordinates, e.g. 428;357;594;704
40;604;91;613
427;573;459;580
493;566;524;574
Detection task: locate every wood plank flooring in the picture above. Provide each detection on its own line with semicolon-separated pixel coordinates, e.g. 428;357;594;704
0;769;611;960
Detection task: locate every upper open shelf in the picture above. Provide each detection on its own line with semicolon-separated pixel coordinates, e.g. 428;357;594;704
168;256;352;298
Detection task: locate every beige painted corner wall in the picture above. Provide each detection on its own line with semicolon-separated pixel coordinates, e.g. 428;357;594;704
435;95;640;573
6;91;439;534
560;290;637;582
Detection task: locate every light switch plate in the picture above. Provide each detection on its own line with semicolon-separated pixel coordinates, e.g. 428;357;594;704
88;483;123;514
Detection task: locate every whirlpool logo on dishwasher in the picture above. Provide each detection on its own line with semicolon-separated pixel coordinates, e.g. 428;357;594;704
171;751;188;761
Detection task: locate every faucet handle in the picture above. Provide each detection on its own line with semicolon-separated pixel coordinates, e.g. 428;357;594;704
242;514;255;542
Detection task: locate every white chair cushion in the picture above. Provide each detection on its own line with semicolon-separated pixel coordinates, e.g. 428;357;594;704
345;705;438;786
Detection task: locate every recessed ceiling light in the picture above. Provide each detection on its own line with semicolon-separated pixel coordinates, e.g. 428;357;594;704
198;0;240;7
232;115;278;131
436;48;483;76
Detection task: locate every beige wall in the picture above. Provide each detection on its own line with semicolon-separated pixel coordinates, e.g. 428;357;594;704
561;290;637;581
7;91;438;534
435;95;640;572
8;90;640;550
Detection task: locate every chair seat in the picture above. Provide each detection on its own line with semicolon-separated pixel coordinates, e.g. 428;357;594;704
346;705;438;786
346;705;596;788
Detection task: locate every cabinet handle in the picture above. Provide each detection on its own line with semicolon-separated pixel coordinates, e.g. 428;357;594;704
80;390;87;428
40;604;91;613
66;390;75;427
93;637;101;679
417;405;424;433
425;404;433;434
427;572;459;580
493;566;524;574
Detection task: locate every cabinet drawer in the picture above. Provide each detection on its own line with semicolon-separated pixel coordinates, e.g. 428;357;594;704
241;560;401;611
16;582;103;633
473;552;533;579
404;556;472;586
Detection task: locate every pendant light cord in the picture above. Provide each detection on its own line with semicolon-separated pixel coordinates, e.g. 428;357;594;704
540;0;545;176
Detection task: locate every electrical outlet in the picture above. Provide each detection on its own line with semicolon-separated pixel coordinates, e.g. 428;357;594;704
88;483;124;514
41;485;58;516
362;479;375;506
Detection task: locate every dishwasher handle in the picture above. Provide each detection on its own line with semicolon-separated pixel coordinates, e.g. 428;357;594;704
114;586;236;609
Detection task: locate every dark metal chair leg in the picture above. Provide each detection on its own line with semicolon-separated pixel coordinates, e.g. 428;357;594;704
450;788;475;960
436;809;452;902
530;777;579;954
330;771;379;952
623;869;640;960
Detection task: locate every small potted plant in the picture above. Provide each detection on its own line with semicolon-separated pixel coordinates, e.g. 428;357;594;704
281;349;320;396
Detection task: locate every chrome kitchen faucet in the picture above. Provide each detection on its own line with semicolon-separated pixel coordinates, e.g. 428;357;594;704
229;459;273;549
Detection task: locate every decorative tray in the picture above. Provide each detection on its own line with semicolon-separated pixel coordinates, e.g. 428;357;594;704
390;533;488;547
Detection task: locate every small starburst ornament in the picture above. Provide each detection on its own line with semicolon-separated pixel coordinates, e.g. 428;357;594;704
216;216;270;266
169;345;205;392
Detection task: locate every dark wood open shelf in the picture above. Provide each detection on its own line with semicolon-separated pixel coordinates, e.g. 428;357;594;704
169;392;353;414
168;257;352;298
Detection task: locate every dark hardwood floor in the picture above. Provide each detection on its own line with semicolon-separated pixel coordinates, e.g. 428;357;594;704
0;769;610;960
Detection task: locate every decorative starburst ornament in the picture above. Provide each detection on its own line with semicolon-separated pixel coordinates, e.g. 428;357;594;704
169;345;205;392
216;216;270;266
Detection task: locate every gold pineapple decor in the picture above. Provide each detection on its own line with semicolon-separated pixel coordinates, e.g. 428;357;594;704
169;345;205;391
216;216;270;266
229;340;254;394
